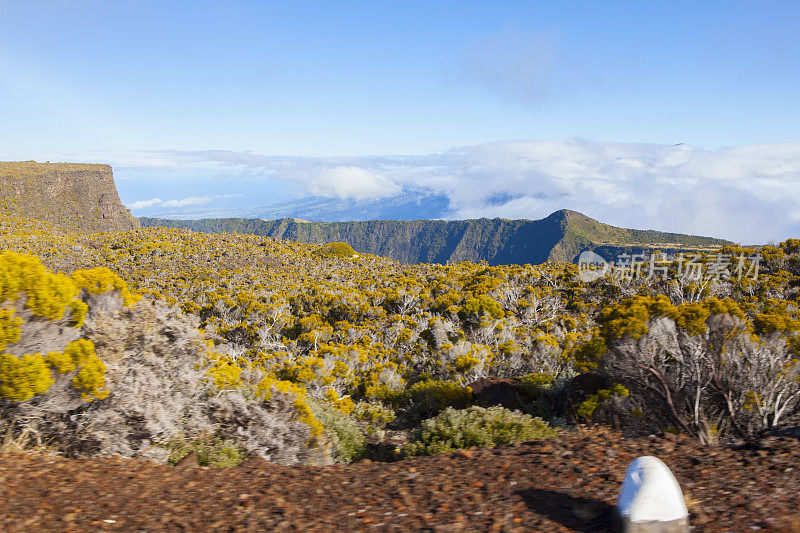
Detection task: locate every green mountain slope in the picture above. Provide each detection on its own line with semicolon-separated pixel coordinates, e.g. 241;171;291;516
140;210;730;265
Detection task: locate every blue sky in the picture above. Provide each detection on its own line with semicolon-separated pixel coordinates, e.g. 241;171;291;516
1;1;799;241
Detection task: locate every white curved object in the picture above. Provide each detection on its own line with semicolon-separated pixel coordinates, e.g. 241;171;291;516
617;456;688;524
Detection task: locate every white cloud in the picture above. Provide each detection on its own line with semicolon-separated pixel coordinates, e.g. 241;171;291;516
128;194;243;210
129;198;163;209
308;167;400;201
161;196;214;208
429;140;800;243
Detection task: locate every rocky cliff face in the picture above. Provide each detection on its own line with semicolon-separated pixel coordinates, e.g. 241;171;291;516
0;161;139;232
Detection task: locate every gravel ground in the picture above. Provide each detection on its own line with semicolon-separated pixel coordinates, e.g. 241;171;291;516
1;428;798;532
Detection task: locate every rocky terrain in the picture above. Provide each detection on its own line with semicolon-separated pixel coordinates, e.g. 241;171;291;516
1;428;798;532
0;161;138;232
141;209;729;265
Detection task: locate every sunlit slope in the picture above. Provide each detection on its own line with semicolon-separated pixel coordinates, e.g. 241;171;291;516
0;161;139;232
141;209;730;265
3;214;799;451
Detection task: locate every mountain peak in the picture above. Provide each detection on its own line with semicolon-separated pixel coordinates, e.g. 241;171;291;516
546;208;596;223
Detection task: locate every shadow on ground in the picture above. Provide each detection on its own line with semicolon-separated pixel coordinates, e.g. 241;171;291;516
515;488;619;532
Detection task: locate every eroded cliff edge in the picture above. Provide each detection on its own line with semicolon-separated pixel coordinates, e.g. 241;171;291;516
0;161;139;232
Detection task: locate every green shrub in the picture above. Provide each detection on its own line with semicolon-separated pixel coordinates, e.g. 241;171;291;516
308;398;367;462
458;295;504;324
165;436;248;467
392;380;473;421
352;400;396;434
518;372;555;398
404;405;558;456
312;242;357;259
518;372;559;419
576;384;630;420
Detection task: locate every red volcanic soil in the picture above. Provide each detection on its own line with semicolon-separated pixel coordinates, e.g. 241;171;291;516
0;428;798;532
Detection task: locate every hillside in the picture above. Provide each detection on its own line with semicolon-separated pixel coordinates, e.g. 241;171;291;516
141;209;729;265
1;212;799;531
0;161;139;232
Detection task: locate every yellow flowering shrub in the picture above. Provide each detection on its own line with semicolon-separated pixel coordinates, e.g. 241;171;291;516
258;376;324;444
0;251;129;403
63;340;109;401
0;352;53;401
324;388;355;415
3;211;800;443
0;307;23;351
0;251;79;321
205;352;244;390
71;267;140;306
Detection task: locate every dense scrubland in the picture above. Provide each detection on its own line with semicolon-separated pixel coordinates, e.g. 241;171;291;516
0;214;799;468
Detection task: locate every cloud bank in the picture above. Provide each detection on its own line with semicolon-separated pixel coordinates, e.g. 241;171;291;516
308;167;401;201
129;194;243;210
6;140;799;243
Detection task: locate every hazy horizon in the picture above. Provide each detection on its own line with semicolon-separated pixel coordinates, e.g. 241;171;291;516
2;1;798;243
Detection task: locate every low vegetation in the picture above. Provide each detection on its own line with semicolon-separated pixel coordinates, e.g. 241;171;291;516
0;212;798;464
404;406;558;456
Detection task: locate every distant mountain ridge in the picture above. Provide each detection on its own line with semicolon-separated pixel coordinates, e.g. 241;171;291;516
132;188;450;221
132;189;450;221
141;210;730;265
244;190;450;222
